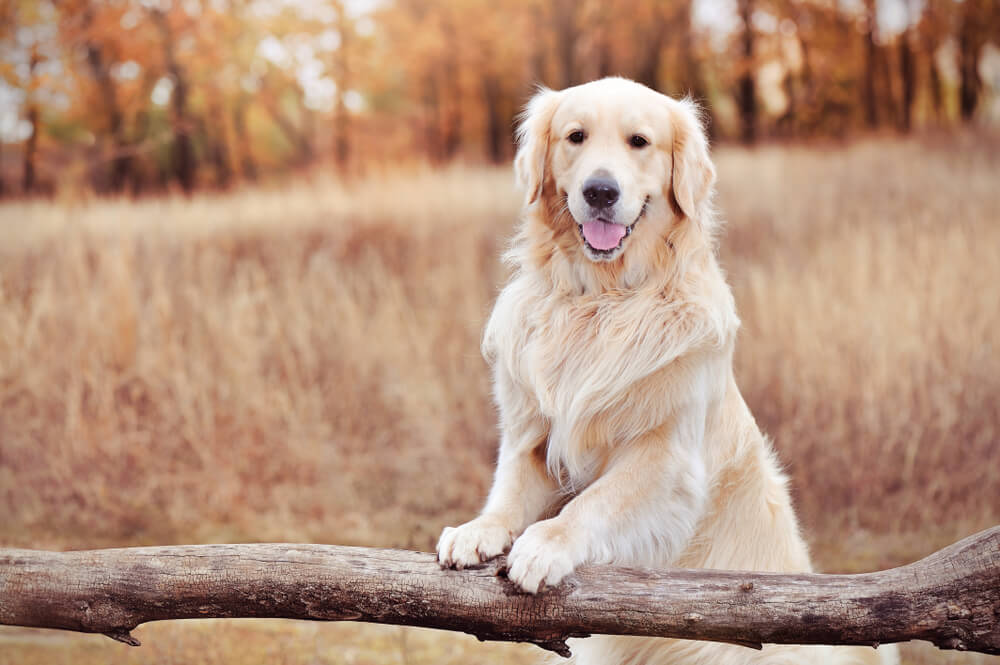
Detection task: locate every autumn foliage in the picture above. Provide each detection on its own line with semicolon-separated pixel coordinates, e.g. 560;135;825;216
1;0;998;195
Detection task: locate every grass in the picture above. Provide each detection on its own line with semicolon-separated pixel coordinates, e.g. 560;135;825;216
1;133;999;664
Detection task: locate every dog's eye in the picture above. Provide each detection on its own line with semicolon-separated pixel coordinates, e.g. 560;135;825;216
629;135;649;149
568;130;585;144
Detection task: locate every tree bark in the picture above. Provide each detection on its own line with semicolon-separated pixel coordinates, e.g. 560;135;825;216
876;37;900;128
22;105;39;194
151;8;196;194
438;19;462;161
554;0;577;88
899;30;916;132
1;528;998;657
82;33;130;192
203;108;232;189
331;0;351;172
635;5;668;92
21;47;40;194
233;98;258;181
927;46;944;123
422;72;443;163
678;3;715;140
957;1;984;122
736;0;757;144
862;0;879;129
482;73;505;164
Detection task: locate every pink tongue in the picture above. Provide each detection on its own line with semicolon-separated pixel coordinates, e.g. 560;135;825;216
581;220;627;250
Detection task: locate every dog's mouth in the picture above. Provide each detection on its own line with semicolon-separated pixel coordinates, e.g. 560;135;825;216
576;197;649;258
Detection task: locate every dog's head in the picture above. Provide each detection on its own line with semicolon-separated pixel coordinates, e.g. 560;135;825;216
515;77;715;264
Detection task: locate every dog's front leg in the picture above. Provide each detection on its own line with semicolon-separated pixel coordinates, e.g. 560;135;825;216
437;415;559;569
506;415;708;593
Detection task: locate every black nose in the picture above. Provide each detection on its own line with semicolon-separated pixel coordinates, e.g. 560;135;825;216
583;176;620;209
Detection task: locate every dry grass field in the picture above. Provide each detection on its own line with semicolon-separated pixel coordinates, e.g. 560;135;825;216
1;132;999;664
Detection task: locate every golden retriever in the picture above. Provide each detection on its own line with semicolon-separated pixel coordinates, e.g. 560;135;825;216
437;77;898;665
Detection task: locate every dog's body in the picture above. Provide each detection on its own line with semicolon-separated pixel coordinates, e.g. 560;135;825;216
437;78;897;665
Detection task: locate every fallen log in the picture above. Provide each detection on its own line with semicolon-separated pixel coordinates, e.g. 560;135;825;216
1;527;998;657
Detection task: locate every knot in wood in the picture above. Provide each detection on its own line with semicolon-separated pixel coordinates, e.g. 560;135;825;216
683;613;704;624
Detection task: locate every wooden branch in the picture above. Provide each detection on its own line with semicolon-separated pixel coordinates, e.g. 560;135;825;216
1;527;998;657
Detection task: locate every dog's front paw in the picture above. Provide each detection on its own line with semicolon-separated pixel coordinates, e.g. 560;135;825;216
506;519;581;594
437;515;513;570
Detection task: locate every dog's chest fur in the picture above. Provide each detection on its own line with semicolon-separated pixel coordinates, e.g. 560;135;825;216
485;272;737;486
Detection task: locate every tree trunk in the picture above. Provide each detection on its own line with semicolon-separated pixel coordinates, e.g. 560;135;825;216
439;21;462;161
204;108;232;188
170;72;196;193
595;23;613;80
554;0;577;88
678;2;715;139
736;0;756;144
83;44;130;192
529;5;547;85
332;0;351;172
957;5;983;122
423;73;442;163
876;40;899;128
2;528;998;658
483;74;505;164
21;47;40;194
78;7;133;193
233;99;257;181
899;30;916;132
151;8;196;194
636;7;667;92
928;47;944;123
22;106;38;195
862;0;879;128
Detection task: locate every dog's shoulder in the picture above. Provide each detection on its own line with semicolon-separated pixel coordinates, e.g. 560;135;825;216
481;271;539;365
669;259;741;354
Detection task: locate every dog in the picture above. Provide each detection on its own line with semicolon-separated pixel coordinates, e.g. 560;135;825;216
437;77;898;665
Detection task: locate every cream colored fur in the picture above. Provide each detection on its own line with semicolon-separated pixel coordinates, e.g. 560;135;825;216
437;77;898;665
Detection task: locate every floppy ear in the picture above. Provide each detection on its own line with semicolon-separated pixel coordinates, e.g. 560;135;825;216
514;87;562;205
669;98;716;221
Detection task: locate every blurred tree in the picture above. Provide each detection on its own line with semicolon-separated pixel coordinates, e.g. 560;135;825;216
438;13;462;160
634;2;671;91
22;44;39;193
918;0;951;125
957;0;992;122
0;1;8;196
331;0;352;172
553;0;578;87
736;0;758;143
1;0;997;195
862;0;879;128
77;3;130;191
482;72;505;163
899;26;916;132
150;6;195;193
261;72;315;165
1;0;52;194
233;97;257;180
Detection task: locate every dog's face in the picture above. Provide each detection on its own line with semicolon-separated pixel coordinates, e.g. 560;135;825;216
516;78;715;263
551;82;670;261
